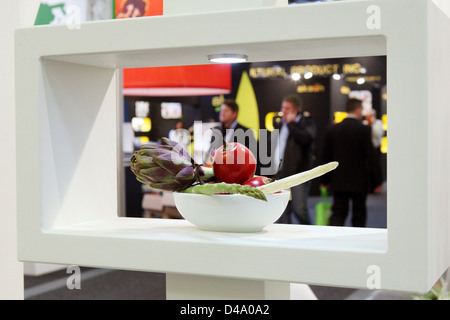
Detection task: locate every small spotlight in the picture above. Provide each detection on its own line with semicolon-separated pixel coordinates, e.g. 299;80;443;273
357;77;366;85
332;73;341;81
304;72;313;79
208;54;248;63
291;72;301;81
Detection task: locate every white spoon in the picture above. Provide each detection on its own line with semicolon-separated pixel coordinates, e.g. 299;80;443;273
257;162;339;194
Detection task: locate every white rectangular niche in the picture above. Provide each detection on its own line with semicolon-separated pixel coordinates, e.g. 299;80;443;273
15;0;450;292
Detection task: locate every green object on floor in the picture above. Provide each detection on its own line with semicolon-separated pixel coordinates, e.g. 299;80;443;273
315;186;331;226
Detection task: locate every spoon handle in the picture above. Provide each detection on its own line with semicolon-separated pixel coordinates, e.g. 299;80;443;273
257;162;339;194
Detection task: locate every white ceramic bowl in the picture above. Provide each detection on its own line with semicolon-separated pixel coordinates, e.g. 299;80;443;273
173;191;290;232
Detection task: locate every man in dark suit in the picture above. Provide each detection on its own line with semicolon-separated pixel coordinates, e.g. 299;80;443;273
205;99;259;170
320;98;382;227
210;99;257;158
274;94;316;224
219;99;253;143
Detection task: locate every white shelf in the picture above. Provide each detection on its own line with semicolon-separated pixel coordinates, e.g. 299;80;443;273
49;218;387;253
33;218;387;289
15;0;450;293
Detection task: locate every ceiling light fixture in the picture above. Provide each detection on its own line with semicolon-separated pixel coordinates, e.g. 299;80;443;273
208;54;248;64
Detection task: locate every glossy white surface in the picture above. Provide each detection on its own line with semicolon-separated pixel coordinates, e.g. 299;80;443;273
15;0;450;293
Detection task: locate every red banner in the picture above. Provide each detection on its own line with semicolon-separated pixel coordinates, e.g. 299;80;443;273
116;0;231;96
123;64;232;93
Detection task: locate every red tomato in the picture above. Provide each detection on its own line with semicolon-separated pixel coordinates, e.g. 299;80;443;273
242;176;272;187
213;142;256;184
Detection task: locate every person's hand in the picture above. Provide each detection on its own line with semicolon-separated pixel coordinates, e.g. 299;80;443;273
283;111;297;123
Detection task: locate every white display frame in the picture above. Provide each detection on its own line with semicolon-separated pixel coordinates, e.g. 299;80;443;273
15;0;449;294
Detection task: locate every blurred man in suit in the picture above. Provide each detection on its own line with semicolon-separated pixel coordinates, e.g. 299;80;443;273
208;99;257;166
218;99;253;144
320;98;382;227
274;94;316;224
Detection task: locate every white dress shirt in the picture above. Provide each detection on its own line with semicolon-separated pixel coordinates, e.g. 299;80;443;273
224;120;238;143
273;114;301;172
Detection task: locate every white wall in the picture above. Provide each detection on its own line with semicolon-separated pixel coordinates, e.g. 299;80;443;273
433;0;450;17
0;0;40;300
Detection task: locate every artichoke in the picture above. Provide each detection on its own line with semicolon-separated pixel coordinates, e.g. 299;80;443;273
130;137;214;191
